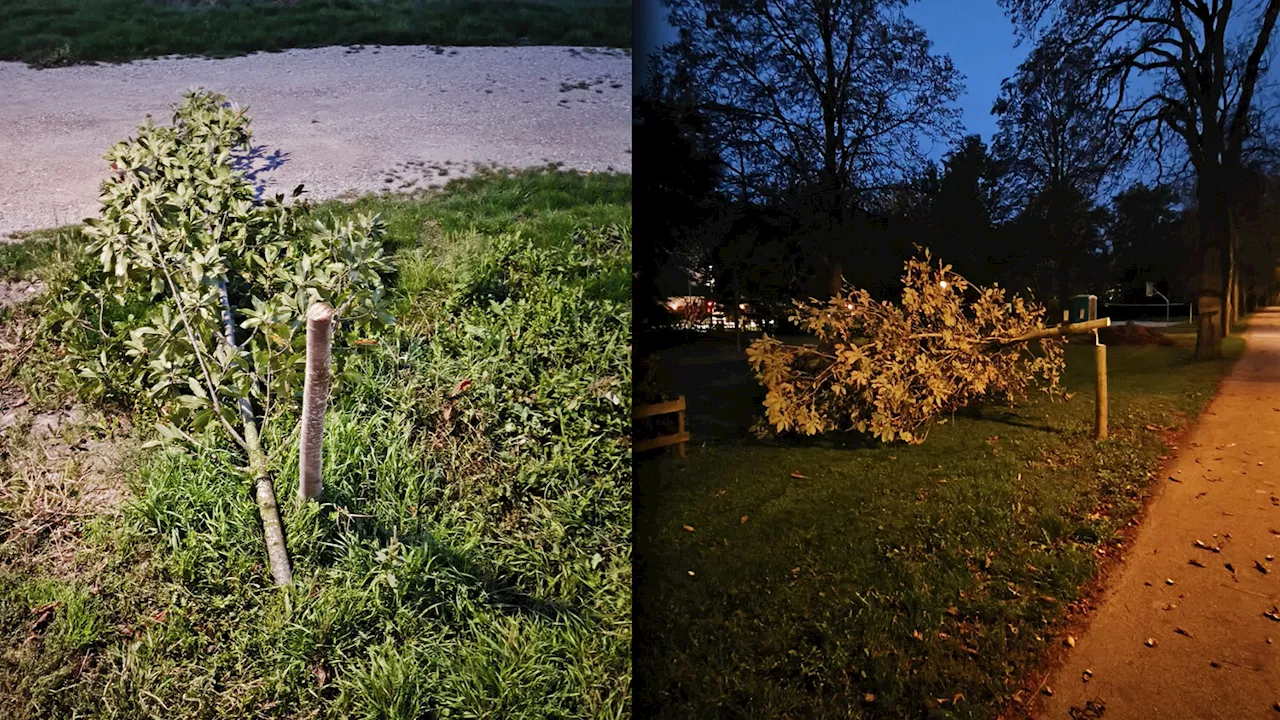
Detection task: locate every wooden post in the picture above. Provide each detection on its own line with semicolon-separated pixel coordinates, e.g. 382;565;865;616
299;302;334;502
1095;337;1108;441
677;405;687;458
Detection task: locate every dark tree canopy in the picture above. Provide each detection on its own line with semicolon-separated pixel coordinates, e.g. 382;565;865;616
992;38;1123;308
998;0;1280;357
664;0;962;293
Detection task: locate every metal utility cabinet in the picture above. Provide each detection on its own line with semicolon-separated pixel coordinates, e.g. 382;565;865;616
1069;294;1098;323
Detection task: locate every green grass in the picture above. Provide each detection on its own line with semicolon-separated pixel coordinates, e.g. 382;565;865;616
0;0;630;68
0;169;631;718
636;334;1243;718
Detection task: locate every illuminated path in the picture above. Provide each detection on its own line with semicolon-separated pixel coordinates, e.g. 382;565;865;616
0;45;630;238
1037;308;1280;719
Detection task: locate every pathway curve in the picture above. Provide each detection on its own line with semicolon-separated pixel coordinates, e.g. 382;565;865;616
0;45;631;238
1036;309;1280;719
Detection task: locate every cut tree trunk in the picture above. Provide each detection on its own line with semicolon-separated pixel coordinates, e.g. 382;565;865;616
299;302;333;502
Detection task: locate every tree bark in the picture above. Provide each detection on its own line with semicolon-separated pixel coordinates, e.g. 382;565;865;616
218;282;293;586
1195;182;1227;360
299;302;333;502
1225;217;1237;333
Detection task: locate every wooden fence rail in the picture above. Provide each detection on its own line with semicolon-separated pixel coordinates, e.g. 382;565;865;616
635;395;690;456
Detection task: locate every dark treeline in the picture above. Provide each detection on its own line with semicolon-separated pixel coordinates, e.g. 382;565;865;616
638;0;1280;357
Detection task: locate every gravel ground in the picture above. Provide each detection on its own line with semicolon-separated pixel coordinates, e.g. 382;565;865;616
0;45;631;239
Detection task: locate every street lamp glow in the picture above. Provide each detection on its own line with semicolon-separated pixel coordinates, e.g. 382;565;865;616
939;280;949;289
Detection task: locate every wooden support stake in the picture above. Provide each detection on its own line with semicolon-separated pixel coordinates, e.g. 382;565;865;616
299;302;334;502
1095;339;1108;441
677;406;687;458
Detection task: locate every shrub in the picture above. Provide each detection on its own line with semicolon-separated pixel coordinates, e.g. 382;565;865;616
45;89;396;583
50;89;393;440
746;251;1065;443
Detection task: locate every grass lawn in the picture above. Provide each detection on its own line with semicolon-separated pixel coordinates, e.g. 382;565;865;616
0;169;631;718
0;0;629;67
636;332;1244;718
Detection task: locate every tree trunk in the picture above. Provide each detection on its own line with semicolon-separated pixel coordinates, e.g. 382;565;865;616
828;259;843;298
218;282;293;586
733;289;743;351
1195;182;1227;359
1225;220;1237;333
1056;263;1072;318
247;421;293;586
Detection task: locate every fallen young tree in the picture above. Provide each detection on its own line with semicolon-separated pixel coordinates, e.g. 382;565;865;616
57;90;394;584
746;251;1066;443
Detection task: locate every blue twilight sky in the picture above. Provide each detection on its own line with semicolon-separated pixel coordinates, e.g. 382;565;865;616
635;0;1032;159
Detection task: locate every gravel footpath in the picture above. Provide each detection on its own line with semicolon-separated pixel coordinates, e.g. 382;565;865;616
0;45;631;239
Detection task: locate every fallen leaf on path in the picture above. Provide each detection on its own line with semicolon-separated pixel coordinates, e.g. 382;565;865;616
1169;476;1182;483
1175;627;1193;638
1042;686;1054;696
863;693;875;703
1145;637;1157;647
1068;698;1105;719
682;525;695;532
740;515;748;524
1257;560;1270;575
1166;578;1176;585
1065;635;1076;647
790;471;808;479
1265;607;1280;622
1081;668;1093;683
1195;540;1222;553
1189;559;1206;568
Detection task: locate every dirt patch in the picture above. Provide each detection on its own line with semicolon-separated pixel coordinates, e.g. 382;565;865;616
1098;322;1177;346
0;382;133;576
0;280;44;311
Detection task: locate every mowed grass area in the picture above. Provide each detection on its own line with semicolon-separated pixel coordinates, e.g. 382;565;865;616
0;0;629;67
0;169;631;718
636;332;1243;718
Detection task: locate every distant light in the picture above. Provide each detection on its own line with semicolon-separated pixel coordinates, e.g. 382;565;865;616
846;303;854;310
939;281;949;289
739;303;748;310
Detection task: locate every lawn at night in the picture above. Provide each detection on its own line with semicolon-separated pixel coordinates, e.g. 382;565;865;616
636;336;1242;718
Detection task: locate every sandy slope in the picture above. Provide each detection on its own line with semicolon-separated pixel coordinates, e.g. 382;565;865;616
0;45;631;238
